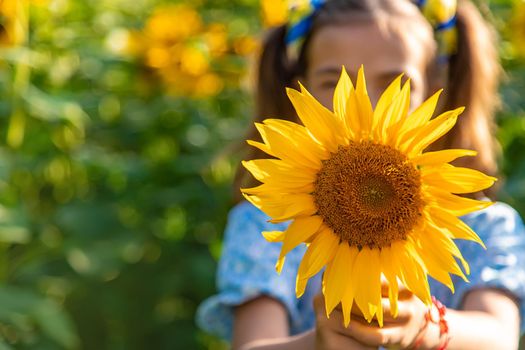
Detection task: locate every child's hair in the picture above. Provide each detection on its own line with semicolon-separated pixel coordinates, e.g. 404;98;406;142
234;0;500;200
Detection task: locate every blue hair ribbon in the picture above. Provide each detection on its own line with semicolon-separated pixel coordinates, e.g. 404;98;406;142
285;15;314;44
284;0;326;58
436;15;456;31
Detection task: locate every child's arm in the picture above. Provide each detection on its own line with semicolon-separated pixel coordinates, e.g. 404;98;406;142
233;296;291;349
233;296;376;350
444;288;520;350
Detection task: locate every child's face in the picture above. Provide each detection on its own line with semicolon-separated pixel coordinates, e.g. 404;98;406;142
304;20;433;112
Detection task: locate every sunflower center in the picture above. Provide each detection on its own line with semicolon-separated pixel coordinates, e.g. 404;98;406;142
313;141;424;249
359;175;394;210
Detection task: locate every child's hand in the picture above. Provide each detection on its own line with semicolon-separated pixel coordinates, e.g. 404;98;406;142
313;285;439;350
313;294;379;350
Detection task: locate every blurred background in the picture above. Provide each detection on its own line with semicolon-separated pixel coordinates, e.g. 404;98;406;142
0;0;523;349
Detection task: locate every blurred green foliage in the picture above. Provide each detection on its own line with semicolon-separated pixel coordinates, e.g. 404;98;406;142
0;0;523;349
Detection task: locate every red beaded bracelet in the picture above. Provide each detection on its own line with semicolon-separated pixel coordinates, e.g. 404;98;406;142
431;296;450;350
411;296;450;350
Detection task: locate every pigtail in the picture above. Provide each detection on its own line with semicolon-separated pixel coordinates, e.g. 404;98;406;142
255;26;298;121
233;26;298;201
438;1;501;184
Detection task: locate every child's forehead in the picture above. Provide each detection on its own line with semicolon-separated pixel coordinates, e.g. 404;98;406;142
306;21;433;80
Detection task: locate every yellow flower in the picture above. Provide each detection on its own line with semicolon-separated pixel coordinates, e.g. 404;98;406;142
135;4;228;98
421;0;457;27
180;46;209;76
233;35;260;56
0;0;28;47
193;73;223;97
261;0;288;27
105;29;145;57
145;4;202;43
510;1;525;58
145;45;173;69
160;67;223;98
204;23;228;58
242;66;495;327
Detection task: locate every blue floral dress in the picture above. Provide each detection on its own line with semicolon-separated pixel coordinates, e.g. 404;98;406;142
196;201;525;341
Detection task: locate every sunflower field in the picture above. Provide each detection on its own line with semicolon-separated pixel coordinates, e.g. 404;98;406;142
0;0;523;349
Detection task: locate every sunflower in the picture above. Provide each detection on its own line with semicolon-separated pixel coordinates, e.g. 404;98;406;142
510;0;525;59
261;0;288;27
0;0;27;47
241;66;495;327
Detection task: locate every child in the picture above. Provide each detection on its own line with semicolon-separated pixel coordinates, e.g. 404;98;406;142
197;0;525;349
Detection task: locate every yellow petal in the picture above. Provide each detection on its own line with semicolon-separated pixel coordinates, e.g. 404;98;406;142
296;227;339;280
295;273;309;298
383;80;411;145
372;74;402;140
418;252;457;292
341;288;355;327
341;247;358;327
287;86;345;151
252;122;322;170
352;247;382;324
333;66;354;135
323;243;357;317
380;247;399;318
420;216;471;277
424;186;494;216
263;119;329;161
425;246;465;285
396;89;442;145
428;206;486;250
241;159;315;186
246;139;272;156
386;242;408;289
413;228;466;289
354;65;373;138
412;149;477;167
242;193;316;222
346;65;373;140
422;164;497;194
402;107;464;156
262;230;285;242
345;87;362;139
396;241;432;306
277;215;324;273
242;182;315;195
372;74;403;142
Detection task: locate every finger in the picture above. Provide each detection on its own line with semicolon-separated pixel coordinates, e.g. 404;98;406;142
381;298;412;324
315;302;379;338
314;296;349;332
329;331;378;350
373;326;406;347
313;293;337;317
314;294;352;336
320;302;411;348
335;313;395;347
338;314;414;348
316;306;381;349
313;293;324;312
